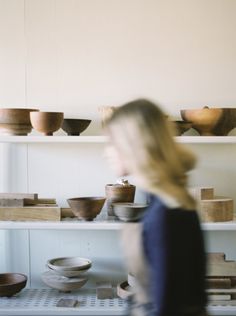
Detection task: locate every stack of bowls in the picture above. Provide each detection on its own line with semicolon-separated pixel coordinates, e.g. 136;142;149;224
42;256;91;292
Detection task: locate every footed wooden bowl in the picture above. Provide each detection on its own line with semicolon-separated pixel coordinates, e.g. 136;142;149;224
30;111;64;136
0;108;38;135
0;273;27;297
181;107;236;136
62;119;91;136
67;197;106;221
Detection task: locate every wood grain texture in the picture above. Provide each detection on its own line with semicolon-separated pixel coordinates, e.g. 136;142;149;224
189;187;214;201
199;198;234;222
0;193;38;200
0;206;61;221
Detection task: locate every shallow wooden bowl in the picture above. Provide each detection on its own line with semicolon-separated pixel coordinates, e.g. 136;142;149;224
62;119;91;136
181;107;236;136
47;257;92;271
0;273;27;297
67;197;106;221
30;111;64;136
42;271;87;293
0;108;38;135
113;203;148;222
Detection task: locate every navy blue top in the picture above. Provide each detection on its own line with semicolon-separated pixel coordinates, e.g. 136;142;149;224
142;195;207;316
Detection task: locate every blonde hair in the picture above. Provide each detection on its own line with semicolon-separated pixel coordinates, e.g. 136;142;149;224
105;99;196;210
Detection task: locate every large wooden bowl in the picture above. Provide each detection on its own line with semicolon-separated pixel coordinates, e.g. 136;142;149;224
30;111;64;136
0;273;27;297
62;119;91;136
67;197;106;221
181;107;236;136
0;108;38;135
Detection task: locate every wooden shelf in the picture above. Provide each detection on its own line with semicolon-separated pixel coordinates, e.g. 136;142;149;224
0;135;236;144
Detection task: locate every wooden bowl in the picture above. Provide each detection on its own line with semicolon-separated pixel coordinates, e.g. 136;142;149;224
30;111;64;136
42;271;87;293
67;197;106;221
105;184;136;216
47;257;92;271
181;107;236;136
0;108;38;135
113;203;147;222
62;119;91;136
0;273;27;297
172;120;192;135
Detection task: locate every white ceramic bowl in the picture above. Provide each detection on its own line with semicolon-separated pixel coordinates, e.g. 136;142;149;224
42;271;87;292
47;265;90;278
47;257;92;272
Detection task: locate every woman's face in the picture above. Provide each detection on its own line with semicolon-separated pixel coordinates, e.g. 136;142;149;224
104;143;128;177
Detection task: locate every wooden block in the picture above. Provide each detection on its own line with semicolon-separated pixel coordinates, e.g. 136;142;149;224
0;193;38;200
24;198;57;206
208;294;231;301
0;199;24;207
189;187;214;201
0;207;61;221
61;208;75;218
207;262;236;277
96;282;114;299
199;198;234;222
207;253;226;263
206;277;231;289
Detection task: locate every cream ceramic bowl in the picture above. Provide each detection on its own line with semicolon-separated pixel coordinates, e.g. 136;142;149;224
47;257;92;272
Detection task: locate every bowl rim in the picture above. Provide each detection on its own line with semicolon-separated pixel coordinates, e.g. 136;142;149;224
63;118;91;123
67;197;106;202
0;273;27;286
47;257;92;271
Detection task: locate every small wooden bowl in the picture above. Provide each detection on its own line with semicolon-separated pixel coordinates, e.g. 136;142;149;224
67;197;106;221
113;203;147;222
30;111;64;136
0;273;27;297
42;271;87;293
47;257;92;271
62;119;91;136
181;107;236;136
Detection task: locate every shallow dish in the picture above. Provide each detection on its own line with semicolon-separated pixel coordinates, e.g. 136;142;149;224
62;119;91;136
0;273;27;297
42;271;87;293
67;197;106;221
47;257;92;271
113;203;148;222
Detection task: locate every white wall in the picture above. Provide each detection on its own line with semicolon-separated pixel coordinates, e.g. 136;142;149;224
0;0;236;288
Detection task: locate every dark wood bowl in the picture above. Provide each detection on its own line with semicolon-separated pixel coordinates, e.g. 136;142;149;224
62;119;91;136
0;273;27;297
67;197;106;221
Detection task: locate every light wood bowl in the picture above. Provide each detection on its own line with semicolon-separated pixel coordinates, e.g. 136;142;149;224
42;271;87;293
0;273;27;297
181;107;236;136
30;111;64;136
67;197;106;221
0;108;38;135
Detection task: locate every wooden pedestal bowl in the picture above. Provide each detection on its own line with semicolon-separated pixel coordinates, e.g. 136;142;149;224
30;111;64;136
181;107;236;136
67;197;106;221
0;273;27;297
62;119;91;136
0;108;38;135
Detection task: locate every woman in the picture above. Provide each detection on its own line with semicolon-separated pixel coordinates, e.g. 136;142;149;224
105;99;207;316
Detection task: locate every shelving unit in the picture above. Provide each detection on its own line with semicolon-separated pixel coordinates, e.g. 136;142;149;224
0;135;236;144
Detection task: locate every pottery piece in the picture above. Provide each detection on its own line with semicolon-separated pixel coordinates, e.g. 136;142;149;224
180;107;236;136
0;273;27;297
0;108;38;135
47;266;90;278
98;106;118;127
62;119;91;136
172;120;192;135
113;203;147;222
117;281;134;299
47;257;92;271
42;271;87;293
67;197;106;221
105;184;136;216
30;111;64;136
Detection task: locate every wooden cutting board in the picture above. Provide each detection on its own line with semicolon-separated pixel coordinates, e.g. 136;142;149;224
0;206;61;221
